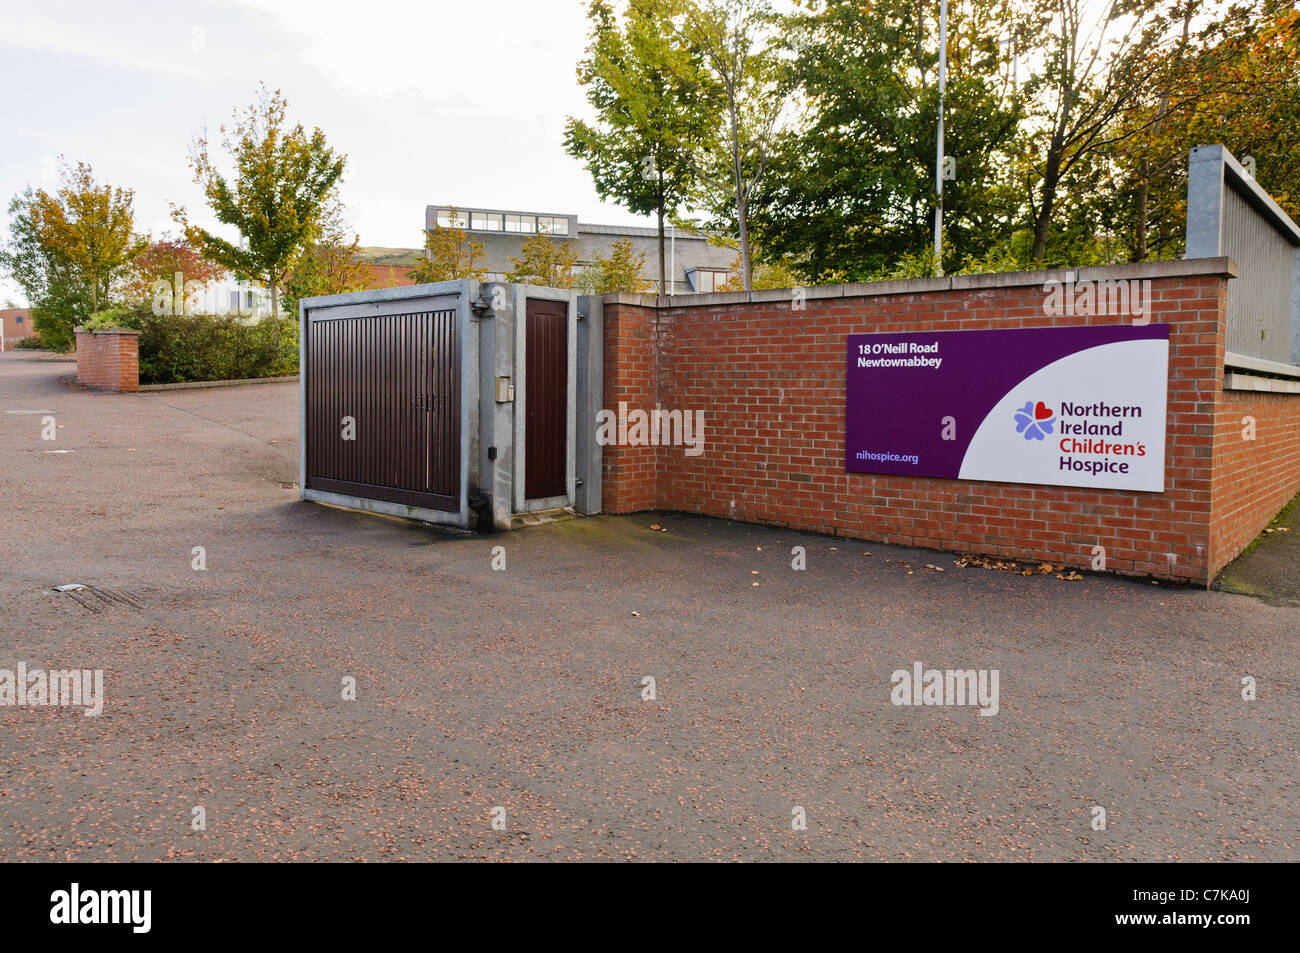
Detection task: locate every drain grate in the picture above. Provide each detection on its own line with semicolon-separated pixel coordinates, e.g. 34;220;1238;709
53;584;148;613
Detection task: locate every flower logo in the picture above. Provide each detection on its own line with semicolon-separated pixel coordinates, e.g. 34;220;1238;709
1014;400;1055;441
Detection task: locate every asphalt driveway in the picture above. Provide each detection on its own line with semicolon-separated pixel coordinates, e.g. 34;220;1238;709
0;351;1295;861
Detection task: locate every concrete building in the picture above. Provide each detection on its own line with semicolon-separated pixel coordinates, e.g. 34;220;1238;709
425;205;735;294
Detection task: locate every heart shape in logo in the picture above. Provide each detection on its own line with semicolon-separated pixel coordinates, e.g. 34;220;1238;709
1034;401;1053;421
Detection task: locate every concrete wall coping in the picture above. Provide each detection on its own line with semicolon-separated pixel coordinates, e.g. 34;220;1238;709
1225;350;1300;379
1224;371;1300;394
601;257;1239;310
74;326;140;336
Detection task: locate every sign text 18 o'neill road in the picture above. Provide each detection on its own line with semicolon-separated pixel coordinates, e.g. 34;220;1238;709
844;325;1169;492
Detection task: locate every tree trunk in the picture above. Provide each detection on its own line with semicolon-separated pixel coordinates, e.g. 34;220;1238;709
1032;132;1065;262
729;99;752;291
737;190;752;292
268;275;282;360
1132;161;1149;263
656;173;667;296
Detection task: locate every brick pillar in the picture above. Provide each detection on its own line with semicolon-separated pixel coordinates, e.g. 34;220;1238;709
75;327;140;392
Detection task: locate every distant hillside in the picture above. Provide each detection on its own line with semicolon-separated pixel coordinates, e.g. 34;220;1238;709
356;246;423;267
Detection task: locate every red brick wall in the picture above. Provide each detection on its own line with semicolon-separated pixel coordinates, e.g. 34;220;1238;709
1211;388;1300;574
601;262;1264;585
75;329;139;392
0;309;35;349
602;301;659;512
361;264;418;289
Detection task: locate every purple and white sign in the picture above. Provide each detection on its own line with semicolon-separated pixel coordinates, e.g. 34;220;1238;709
845;324;1169;492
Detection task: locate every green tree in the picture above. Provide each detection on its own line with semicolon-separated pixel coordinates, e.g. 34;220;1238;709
407;208;487;283
566;0;717;293
507;230;578;288
1;162;142;349
0;196;90;351
31;161;141;315
174;85;345;324
1016;0;1173;261
675;0;791;290
2;192;80;350
588;238;653;293
718;243;799;290
754;0;1026;281
283;196;373;313
1112;0;1300;261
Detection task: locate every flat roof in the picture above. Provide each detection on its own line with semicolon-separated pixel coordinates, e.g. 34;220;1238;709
426;204;712;240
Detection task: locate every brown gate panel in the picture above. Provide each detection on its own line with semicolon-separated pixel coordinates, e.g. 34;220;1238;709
525;299;568;500
306;308;460;512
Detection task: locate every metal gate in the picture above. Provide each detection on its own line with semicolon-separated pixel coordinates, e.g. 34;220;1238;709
303;293;462;515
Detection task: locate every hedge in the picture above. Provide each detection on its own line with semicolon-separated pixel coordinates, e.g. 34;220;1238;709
138;312;298;385
96;304;299;385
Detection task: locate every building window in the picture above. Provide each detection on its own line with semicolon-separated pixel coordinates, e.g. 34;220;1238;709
536;215;569;236
689;268;730;293
14;315;21;323
228;290;258;313
505;214;536;234
436;209;467;229
470;211;502;232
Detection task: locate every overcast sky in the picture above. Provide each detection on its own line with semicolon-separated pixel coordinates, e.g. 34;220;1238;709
0;0;657;304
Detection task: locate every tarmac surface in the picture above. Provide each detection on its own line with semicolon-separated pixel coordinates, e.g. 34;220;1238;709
0;350;1296;861
1215;492;1300;607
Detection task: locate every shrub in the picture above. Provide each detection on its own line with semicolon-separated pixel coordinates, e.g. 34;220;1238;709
83;304;143;331
14;334;47;350
130;304;299;384
30;287;91;352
